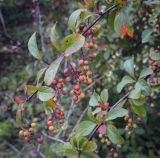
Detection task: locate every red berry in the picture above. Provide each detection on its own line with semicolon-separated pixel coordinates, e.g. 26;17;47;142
62;90;66;95
64;68;69;74
65;77;71;82
59;78;63;83
73;95;78;102
52;80;57;85
74;84;80;90
79;76;84;82
47;121;52;126
89;53;96;59
37;138;43;144
76;90;81;95
84;60;89;65
48;116;53;121
59;119;64;124
79;60;84;66
79;24;85;31
87;30;92;35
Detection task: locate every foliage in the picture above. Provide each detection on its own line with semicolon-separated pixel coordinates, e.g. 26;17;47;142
0;0;160;158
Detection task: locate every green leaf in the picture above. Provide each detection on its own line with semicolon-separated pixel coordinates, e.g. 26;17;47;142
108;10;117;31
139;68;153;79
44;55;64;85
89;92;100;107
100;89;109;103
27;85;37;95
75;121;97;137
114;11;125;35
68;9;84;32
137;79;152;96
16;109;23;128
76;136;88;149
63;143;77;158
84;141;97;152
87;108;97;123
142;29;153;43
50;23;61;51
150;51;160;61
37;86;54;101
61;33;85;56
117;75;135;93
36;68;46;85
28;32;42;60
132;95;146;106
129;87;141;99
107;125;124;144
81;151;99;158
105;107;128;122
131;104;146;117
124;58;135;77
68;9;92;32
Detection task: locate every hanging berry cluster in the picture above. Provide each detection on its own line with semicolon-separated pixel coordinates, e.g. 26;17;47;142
47;109;65;134
18;122;37;143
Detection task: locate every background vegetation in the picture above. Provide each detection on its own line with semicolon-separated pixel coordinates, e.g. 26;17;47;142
0;0;160;158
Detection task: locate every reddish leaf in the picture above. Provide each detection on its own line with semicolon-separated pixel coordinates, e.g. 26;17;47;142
120;22;127;39
98;124;107;135
24;83;28;96
126;27;134;38
14;96;26;104
120;22;134;39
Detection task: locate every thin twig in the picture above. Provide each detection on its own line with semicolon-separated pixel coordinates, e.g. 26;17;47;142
64;75;105;135
82;4;118;36
0;8;12;39
42;132;65;144
63;99;75;130
70;106;89;138
39;152;47;158
88;92;129;140
5;141;19;153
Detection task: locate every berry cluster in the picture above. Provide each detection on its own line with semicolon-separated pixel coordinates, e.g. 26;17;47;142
47;109;64;134
124;114;137;136
108;148;119;158
18;122;37;143
98;101;110;111
52;78;66;96
99;134;119;158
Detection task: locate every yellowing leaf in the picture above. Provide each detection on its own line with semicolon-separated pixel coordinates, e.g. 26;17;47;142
120;22;134;39
116;0;127;6
50;23;61;51
45;99;60;108
44;55;64;86
114;11;134;39
61;33;85;57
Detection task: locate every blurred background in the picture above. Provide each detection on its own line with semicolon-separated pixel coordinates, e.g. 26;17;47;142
0;0;160;158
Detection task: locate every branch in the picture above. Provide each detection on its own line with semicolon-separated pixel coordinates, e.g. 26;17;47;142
88;92;129;140
82;4;118;36
64;75;105;136
0;8;12;39
42;132;65;144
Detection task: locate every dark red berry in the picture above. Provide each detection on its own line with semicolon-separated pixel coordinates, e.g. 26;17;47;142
52;80;57;85
48;116;53;121
89;53;96;59
73;95;78;102
65;77;71;82
79;24;85;31
48;121;52;126
37;138;43;144
64;68;69;74
74;84;80;90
